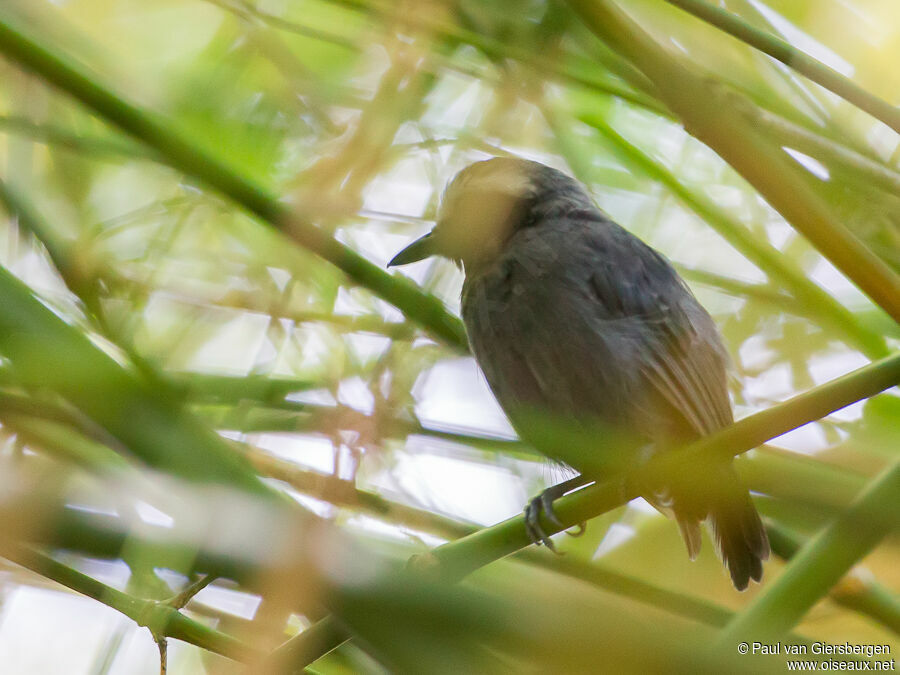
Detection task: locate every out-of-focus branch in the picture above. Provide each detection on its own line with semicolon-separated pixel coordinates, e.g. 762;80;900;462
202;0;359;51
753;109;900;196
243;447;475;540
109;266;419;340
718;458;899;644
0;262;274;495
428;352;900;581
247;615;348;674
0;178;81;294
0;114;150;157
663;0;900;135
549;108;888;359
1;544;259;663
329;0;665;114
0;11;468;350
566;0;900;324
767;526;900;636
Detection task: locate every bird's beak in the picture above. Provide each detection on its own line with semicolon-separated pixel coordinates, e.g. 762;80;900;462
387;231;436;267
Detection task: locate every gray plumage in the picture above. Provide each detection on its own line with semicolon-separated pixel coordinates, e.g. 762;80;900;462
390;157;769;590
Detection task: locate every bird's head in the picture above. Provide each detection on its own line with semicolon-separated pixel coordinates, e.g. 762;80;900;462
388;157;540;271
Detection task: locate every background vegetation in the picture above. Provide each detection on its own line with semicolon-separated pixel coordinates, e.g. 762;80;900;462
0;0;896;672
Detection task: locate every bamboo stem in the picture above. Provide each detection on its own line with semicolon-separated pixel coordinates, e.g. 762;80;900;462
566;0;900;324
0;11;467;350
664;0;900;134
567;111;888;359
717;458;900;644
431;352;900;580
1;544;259;663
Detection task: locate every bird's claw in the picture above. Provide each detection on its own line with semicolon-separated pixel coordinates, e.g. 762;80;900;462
566;522;587;537
523;476;592;552
524;497;556;552
524;493;563;553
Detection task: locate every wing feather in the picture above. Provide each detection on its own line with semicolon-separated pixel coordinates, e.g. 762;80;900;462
589;241;732;439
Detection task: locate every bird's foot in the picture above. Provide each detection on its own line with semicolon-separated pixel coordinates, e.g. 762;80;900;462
567;522;587;537
524;491;565;552
523;475;592;552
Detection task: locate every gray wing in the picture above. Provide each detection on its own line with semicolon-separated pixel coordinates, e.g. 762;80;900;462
461;217;731;472
588;230;734;437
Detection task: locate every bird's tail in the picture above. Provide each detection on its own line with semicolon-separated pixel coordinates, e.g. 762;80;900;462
708;465;769;590
671;464;769;591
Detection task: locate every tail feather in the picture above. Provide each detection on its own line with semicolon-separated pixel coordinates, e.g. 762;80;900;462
710;475;769;591
668;464;769;591
675;514;702;561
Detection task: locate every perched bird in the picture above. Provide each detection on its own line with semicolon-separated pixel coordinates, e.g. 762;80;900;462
389;157;769;590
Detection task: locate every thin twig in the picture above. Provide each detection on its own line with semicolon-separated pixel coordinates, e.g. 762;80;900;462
0;11;468;350
663;0;900;134
566;0;900;324
0;544;260;663
560;109;888;359
0;114;150;158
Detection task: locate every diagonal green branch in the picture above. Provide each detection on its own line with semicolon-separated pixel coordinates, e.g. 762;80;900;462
556;109;888;359
0;178;76;286
0;10;467;350
262;452;898;672
767;526;900;636
717;458;900;644
429;351;900;581
248;615;349;674
749;107;900;196
0;262;273;496
7;380;893;633
0;114;149;158
4;349;895;669
663;0;900;135
565;0;900;324
1;544;260;663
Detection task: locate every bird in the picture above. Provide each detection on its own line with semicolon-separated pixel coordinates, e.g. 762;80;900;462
388;157;769;590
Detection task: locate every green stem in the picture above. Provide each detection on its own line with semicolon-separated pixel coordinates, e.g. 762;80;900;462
242;446;476;540
0;414;131;475
717;458;900;644
0;178;77;289
568;111;888;359
195;401;529;455
566;13;895;183
752;107;900;196
11;383;892;633
254;477;890;672
0;114;148;157
202;0;359;51
739;446;866;515
0;263;272;495
432;352;900;581
566;0;900;324
663;0;900;134
0;11;467;350
167;372;316;404
676;268;800;309
767;526;900;636
110;267;419;340
249;615;348;674
1;544;259;663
